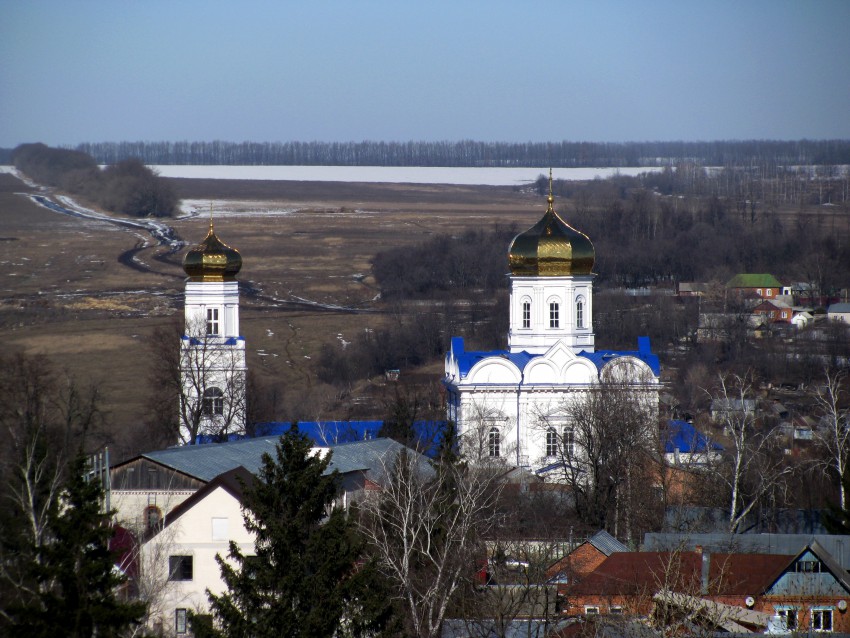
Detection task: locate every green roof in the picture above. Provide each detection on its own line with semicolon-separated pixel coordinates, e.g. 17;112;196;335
726;273;782;289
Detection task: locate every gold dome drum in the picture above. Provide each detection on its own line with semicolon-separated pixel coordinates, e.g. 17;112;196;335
508;193;594;277
182;223;242;281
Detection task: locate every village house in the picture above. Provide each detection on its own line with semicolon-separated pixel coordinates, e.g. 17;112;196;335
726;273;783;300
564;541;850;633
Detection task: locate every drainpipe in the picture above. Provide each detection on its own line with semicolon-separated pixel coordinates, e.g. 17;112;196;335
517;370;525;469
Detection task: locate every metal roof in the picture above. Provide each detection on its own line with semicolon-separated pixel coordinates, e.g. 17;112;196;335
644;533;850;569
142;436;429;485
587;529;628;556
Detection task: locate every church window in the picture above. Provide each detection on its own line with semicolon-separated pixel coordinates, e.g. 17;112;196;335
203;387;224;416
563;427;575;456
549;302;560;328
206;308;220;335
522;301;531;328
546;428;558;456
488;427;501;458
576;298;584;328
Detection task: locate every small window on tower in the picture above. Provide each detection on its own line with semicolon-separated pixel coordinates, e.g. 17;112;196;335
206;308;220;335
549;302;560;328
522;301;531;328
576;298;584;329
203;387;225;416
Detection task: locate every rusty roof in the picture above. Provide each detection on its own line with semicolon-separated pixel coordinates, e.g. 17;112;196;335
572;550;792;597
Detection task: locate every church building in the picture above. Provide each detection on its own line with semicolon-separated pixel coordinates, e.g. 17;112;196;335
179;219;247;444
444;175;660;471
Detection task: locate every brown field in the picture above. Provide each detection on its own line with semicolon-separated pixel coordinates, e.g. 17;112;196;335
0;172;543;458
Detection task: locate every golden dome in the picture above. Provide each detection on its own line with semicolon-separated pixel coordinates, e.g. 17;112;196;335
508;172;594;277
182;220;242;281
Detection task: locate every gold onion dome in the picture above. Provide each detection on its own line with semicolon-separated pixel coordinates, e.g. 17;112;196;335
182;220;242;281
508;171;594;276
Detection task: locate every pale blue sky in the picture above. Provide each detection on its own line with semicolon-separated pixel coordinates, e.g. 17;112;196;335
2;0;848;147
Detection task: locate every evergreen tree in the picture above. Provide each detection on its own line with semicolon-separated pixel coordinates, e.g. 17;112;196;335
7;453;145;637
207;426;398;637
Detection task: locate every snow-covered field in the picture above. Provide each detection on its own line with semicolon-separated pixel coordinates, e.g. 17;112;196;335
148;165;663;185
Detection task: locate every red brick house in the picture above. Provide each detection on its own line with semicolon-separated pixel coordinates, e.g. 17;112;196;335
726;273;783;300
546;530;627;586
752;299;792;323
565;542;850;633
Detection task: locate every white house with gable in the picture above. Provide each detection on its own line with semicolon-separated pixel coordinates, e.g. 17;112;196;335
444;175;660;471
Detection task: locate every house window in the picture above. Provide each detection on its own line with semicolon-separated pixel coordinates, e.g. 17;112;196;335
202;387;224;416
206;307;220;335
782;311;788;318
549;302;560;328
576;298;584;329
175;609;188;634
168;555;193;581
776;607;797;630
610;606;623;614
144;505;162;530
812;608;833;632
488;427;501;458
546;428;558;457
757;288;762;296
766;288;773;296
584;606;600;615
211;517;228;541
796;559;821;573
522;301;531;328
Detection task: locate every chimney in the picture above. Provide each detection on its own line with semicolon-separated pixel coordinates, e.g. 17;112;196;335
701;549;711;595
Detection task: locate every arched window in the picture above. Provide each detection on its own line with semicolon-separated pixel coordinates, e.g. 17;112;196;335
488;427;501;458
576;297;585;329
144;505;162;530
202;387;224;416
549;302;560;328
546;428;558;456
522;300;531;328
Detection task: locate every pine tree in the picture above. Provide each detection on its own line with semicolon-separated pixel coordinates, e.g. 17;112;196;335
8;453;146;637
207;426;398;637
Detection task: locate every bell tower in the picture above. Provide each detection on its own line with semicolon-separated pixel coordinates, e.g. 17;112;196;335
179;215;246;444
507;170;595;354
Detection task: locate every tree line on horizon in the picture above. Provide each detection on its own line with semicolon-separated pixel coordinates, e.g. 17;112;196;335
68;138;850;167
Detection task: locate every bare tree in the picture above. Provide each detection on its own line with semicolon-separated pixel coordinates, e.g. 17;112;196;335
358;450;502;638
708;372;793;533
148;317;246;445
812;368;850;512
540;368;659;539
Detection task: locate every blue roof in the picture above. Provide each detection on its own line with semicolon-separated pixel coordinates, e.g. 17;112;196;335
200;421;450;458
450;336;661;377
664;420;723;454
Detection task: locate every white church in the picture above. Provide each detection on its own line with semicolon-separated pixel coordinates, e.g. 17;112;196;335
444;176;660;471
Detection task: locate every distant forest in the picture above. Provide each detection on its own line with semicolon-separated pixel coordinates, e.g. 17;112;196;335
70;139;850;167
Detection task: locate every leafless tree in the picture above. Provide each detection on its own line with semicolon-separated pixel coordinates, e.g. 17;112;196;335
357;450;502;638
812;368;850;512
0;354;103;623
539;368;659;539
148;317;246;445
707;372;793;533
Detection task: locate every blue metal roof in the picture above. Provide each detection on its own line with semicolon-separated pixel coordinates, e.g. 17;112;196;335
201;421;450;458
664;420;723;454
